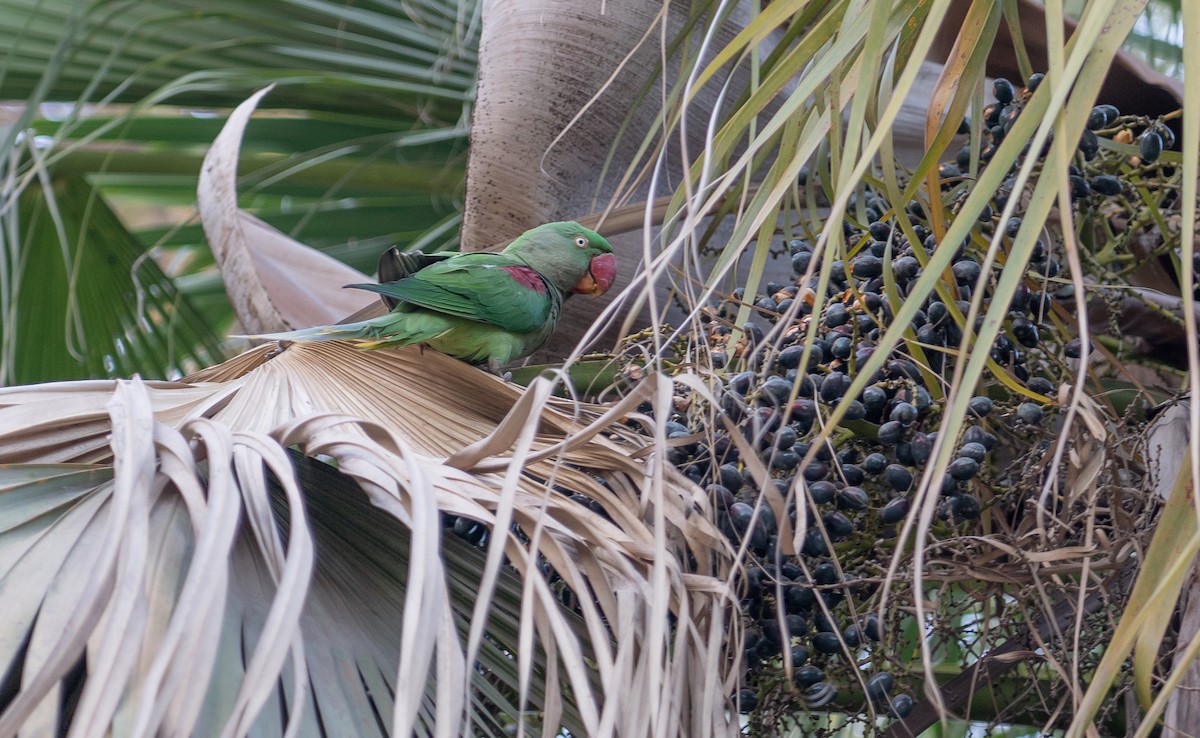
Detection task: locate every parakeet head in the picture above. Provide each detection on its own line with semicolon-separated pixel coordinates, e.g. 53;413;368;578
505;221;617;297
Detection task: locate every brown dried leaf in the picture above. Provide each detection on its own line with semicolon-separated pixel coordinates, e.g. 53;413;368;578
197;87;375;333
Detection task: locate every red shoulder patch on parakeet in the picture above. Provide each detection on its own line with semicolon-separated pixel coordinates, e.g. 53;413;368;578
500;265;549;294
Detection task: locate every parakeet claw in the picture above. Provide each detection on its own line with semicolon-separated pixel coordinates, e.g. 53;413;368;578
485;357;511;381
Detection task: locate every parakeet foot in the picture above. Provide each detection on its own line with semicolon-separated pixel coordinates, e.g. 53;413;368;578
486;357;512;381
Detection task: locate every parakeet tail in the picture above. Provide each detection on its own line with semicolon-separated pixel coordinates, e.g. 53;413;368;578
237;312;443;349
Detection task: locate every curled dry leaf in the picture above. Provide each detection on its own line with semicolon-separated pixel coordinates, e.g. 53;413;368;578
1143;400;1200;735
197;86;376;334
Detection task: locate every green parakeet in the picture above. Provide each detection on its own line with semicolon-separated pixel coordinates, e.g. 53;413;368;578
250;221;617;370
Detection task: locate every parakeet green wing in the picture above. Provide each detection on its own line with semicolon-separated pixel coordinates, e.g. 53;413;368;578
376;247;456;310
347;254;558;335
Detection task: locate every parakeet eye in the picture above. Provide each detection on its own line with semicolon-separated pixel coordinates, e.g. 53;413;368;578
574;236;589;248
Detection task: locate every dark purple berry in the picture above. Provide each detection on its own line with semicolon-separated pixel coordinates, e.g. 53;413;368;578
802;460;829;482
939;161;962;180
777;344;807;370
729;370;755;394
810;562;836;585
1090;175;1122;196
1139;130;1163;163
820;371;849;403
890;401;918;426
794;665;824;688
743;321;765;346
952;493;982;521
862;386;888;414
958;442;988;463
1027;376;1055;395
737;688;758;713
789;644;809;667
993;77;1015;104
803;528;829;556
824;511;856;540
770;448;799;471
760;375;794;404
792;250;812;274
824;302;849;327
866;672;895;701
962;426;996;450
843;623;863;648
863;452;888;475
1064;337;1090;358
812;632;842;654
852;253;884;278
982;103;1001;127
1017;402;1044;425
864;613;883;640
968;395;993;417
1078;129;1099;160
909;433;932;465
1069;175;1090;200
806;480;835;508
877;420;904;445
754;297;777;317
869;221;892;241
837;486;869;511
948;457;980;481
884;464;913;492
1012;317;1040;348
804;681;838;707
785;585;814;613
718;463;744;491
830;335;853;359
879;497;910;524
890;693;914;717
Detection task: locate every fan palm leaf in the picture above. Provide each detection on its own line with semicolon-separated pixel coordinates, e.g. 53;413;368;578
0;342;734;737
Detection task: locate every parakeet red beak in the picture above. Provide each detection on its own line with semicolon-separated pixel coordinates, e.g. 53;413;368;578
572;252;617;296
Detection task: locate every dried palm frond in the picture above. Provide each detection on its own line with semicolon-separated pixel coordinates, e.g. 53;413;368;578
0;342;736;737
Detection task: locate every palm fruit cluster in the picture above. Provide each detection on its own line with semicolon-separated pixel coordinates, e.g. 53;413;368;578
635;73;1179;729
948;74;1175;181
680;229;1030;725
441;71;1178;732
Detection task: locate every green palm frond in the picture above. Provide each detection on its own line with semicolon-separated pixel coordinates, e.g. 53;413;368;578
1;171;224;383
0;0;477;382
0;0;477;113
